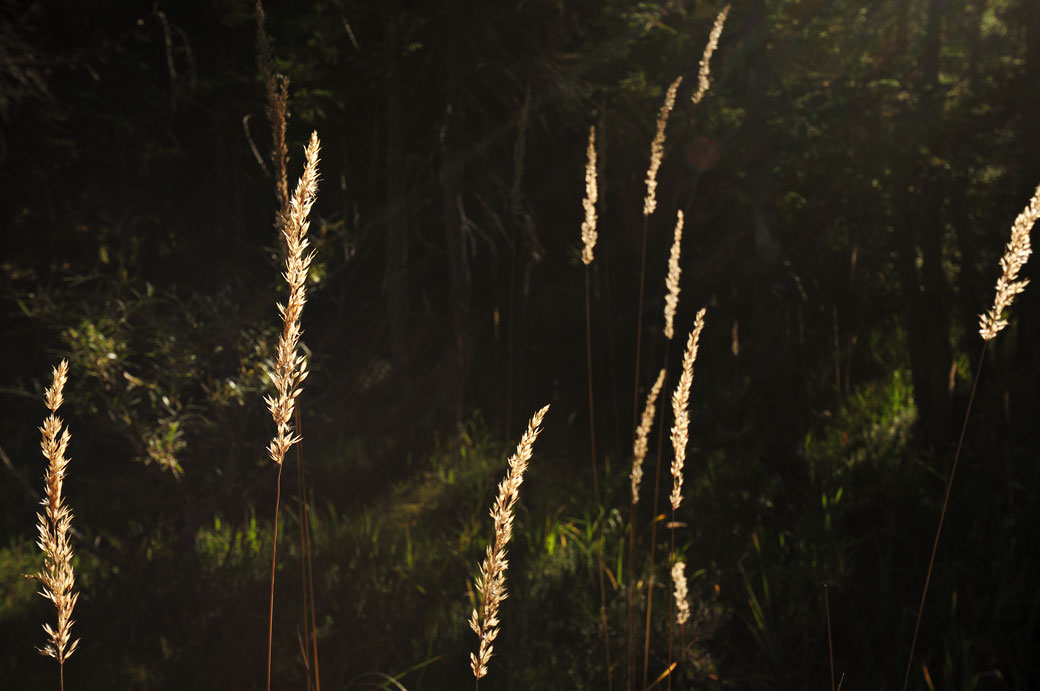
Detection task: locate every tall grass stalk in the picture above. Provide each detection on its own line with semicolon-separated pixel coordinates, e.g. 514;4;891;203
579;125;613;689
264;132;321;691
255;0;289;218
470;405;550;686
631;75;682;689
666;311;705;686
256;6;322;683
901;181;1039;691
627;368;665;691
34;359;79;691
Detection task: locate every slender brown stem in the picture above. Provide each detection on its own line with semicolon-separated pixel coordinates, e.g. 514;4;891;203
643;348;673;689
295;409;321;690
825;583;835;691
307;500;321;691
60;662;64;691
586;268;599;500
297;407;320;686
667;519;675;691
295;418;311;690
626;500;637;691
628;216;649;691
586;266;612;689
901;342;988;691
266;462;284;691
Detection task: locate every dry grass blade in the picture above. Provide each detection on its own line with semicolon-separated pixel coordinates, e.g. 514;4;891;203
644;76;682;217
663;210;684;340
35;359;80;683
469;404;550;682
670;309;706;511
631;368;666;504
581;126;598;266
978;181;1039;340
690;5;730;105
265;131;321;467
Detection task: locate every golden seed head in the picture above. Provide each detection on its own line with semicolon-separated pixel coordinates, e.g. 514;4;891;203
644;76;683;217
267;133;321;466
470;405;549;680
691;5;730;105
631;368;667;504
580;126;599;266
672;560;690;626
670;308;706;512
663;210;685;340
979;181;1039;341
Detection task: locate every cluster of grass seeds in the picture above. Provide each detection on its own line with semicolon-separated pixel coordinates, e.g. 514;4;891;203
33;360;78;691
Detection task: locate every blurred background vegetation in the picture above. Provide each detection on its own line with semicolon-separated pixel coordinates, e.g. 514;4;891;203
2;0;1039;688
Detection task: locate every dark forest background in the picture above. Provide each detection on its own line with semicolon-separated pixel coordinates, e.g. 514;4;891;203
2;0;1040;688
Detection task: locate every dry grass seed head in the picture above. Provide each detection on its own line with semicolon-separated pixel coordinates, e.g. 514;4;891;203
670;309;706;512
691;5;730;105
671;560;690;626
979;181;1039;341
644;75;682;217
470;404;550;680
631;368;667;504
663;210;684;340
35;359;80;664
580;125;598;266
265;132;321;466
255;0;290;215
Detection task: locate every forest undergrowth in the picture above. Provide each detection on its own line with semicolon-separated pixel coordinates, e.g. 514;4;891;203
4;2;1040;690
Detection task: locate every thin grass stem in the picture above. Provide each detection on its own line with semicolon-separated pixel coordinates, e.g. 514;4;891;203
267;461;284;691
900;342;987;691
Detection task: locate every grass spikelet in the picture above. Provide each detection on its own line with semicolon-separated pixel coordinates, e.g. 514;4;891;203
631;368;666;504
670;309;706;511
663;210;684;340
255;0;290;215
671;560;690;626
265;131;321;467
690;5;730;105
978;181;1039;341
580;125;598;266
469;404;550;683
35;359;79;686
264;131;320;691
644;76;682;217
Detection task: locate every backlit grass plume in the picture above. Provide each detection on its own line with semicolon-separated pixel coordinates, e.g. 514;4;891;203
469;404;550;683
670;309;706;511
979;181;1040;341
690;5;730;105
663;210;684;340
631;368;666;504
35;359;79;688
580;125;598;265
264;131;320;691
266;131;321;467
671;560;690;626
643;76;682;216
